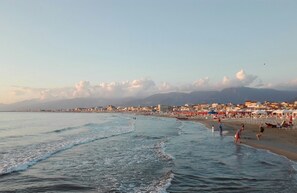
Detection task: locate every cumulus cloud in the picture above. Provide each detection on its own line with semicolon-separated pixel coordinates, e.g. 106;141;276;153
193;77;210;89
236;70;246;80
89;79;158;98
237;69;257;85
157;82;178;93
177;70;258;91
222;76;231;86
11;69;296;103
73;81;92;97
216;69;257;88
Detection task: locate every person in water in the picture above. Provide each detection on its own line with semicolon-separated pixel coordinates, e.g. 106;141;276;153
218;118;223;135
211;125;215;133
219;124;223;135
234;127;244;143
256;124;265;140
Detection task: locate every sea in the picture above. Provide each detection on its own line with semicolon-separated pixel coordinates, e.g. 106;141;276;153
0;112;297;193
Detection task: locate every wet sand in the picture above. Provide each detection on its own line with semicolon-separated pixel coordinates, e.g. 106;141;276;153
195;118;297;162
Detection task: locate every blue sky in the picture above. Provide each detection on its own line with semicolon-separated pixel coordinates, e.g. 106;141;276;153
0;0;297;103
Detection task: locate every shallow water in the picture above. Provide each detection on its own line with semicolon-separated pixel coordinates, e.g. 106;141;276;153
0;112;296;192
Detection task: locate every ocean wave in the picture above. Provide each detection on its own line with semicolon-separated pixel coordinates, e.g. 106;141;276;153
143;171;174;193
83;123;100;128
4;183;95;192
0;135;36;140
154;140;174;161
132;135;163;140
0;125;20;132
177;121;185;135
48;123;101;134
291;161;297;172
51;126;81;133
0;125;135;176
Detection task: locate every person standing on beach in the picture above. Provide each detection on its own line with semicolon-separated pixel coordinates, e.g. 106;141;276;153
256;124;265;140
211;125;215;133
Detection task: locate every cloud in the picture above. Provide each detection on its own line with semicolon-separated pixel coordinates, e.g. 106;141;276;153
177;69;258;91
157;82;178;93
216;69;257;88
222;76;231;86
237;69;258;85
73;81;92;97
193;77;210;89
9;69;296;103
236;70;246;80
89;79;158;98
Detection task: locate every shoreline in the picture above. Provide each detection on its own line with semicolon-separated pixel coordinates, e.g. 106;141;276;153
140;112;297;162
192;117;297;162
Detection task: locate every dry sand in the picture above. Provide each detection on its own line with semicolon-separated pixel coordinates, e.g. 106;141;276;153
194;118;297;162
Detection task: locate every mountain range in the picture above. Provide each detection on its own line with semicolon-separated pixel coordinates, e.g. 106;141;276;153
1;87;297;111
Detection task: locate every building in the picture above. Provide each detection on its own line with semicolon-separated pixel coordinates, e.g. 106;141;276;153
158;104;170;112
245;100;260;109
106;105;116;111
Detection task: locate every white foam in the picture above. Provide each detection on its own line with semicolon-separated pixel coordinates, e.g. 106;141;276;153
144;171;174;193
154;141;174;161
177;121;185;135
291;161;297;172
0;124;135;175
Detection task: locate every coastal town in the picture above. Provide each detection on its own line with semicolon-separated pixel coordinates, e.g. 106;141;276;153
48;100;297;114
38;100;297;129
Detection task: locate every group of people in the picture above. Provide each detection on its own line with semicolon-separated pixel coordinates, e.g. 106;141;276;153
234;123;265;143
211;119;265;144
211;118;223;136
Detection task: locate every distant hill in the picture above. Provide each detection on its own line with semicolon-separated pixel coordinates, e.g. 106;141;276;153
214;87;297;104
124;91;218;106
124;87;297;106
0;87;297;111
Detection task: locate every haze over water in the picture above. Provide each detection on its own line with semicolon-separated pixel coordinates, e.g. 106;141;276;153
0;112;296;192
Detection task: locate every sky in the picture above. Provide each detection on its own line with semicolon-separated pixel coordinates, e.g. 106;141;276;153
0;0;297;104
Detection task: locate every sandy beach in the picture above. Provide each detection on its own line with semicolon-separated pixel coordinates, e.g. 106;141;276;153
194;117;297;162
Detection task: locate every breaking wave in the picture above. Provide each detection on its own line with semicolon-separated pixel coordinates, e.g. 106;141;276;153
142;171;174;193
0;124;134;176
176;121;185;135
49;123;103;134
154;140;174;161
51;126;81;133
